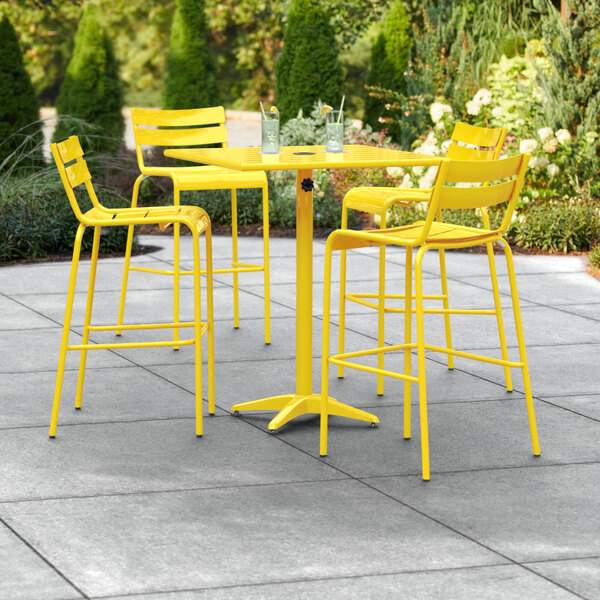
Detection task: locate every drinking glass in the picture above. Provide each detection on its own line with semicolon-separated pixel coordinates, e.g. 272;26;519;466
325;110;344;153
261;111;279;154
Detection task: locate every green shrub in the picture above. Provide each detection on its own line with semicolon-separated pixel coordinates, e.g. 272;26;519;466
515;197;600;253
180;188;262;226
0;17;43;171
163;0;220;109
54;4;124;154
0;175;131;262
275;0;343;123
589;243;600;270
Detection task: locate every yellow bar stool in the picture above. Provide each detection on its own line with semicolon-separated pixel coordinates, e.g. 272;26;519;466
320;154;540;480
338;123;508;396
117;106;271;347
49;136;215;438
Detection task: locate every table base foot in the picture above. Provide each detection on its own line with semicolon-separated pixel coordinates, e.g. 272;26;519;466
231;393;379;431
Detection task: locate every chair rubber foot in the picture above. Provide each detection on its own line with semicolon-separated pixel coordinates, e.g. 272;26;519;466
320;454;327;458
337;376;344;380
507;389;513;393
234;326;239;330
116;333;122;337
173;348;179;352
377;393;384;397
422;478;430;482
209;412;215;417
533;453;541;458
196;434;203;438
75;407;81;410
265;342;271;346
268;428;279;434
404;436;411;440
369;422;378;428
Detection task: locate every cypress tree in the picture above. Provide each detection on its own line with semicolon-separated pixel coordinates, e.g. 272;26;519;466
537;0;600;134
275;0;343;123
163;0;220;109
54;3;124;154
383;0;411;93
0;17;43;170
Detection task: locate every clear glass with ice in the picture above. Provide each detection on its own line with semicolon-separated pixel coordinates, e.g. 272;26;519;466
325;110;344;153
261;111;280;154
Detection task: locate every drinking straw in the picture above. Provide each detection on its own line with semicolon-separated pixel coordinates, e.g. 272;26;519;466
259;101;266;119
337;95;345;122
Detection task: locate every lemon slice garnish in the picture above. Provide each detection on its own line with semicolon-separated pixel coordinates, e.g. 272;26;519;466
320;105;333;115
270;105;279;113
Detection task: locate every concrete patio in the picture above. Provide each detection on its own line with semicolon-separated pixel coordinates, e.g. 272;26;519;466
1;233;599;599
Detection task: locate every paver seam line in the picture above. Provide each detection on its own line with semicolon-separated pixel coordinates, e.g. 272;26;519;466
0;394;531;432
523;554;600;565
0;516;89;599
86;562;549;600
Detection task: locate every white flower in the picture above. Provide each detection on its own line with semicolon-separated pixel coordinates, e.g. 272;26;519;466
585;131;599;144
515;119;525;127
415;131;441;156
529;155;549;170
466;100;482;115
436;121;445;130
373;214;381;226
519;139;539;154
555;129;571;145
473;88;492;106
546;163;560;178
491;106;502;118
418;166;438;189
386;166;404;178
441;139;452;154
413;165;425;175
400;173;412;188
429;102;452;123
537;127;554;142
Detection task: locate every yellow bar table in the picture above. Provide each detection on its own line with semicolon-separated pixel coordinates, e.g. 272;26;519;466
165;145;441;431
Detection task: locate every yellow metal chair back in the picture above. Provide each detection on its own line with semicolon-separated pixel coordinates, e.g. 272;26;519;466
131;106;229;173
445;122;506;162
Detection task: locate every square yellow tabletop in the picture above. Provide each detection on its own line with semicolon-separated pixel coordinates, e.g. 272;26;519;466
165;144;441;171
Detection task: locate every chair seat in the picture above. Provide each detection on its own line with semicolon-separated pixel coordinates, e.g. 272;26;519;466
334;221;498;250
84;205;210;232
143;165;268;191
343;186;431;213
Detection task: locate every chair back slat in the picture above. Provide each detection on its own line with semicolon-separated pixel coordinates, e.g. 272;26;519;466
450;122;505;149
57;136;84;163
439;180;516;210
65;159;92;188
134;124;228;147
131;106;225;127
444;153;524;183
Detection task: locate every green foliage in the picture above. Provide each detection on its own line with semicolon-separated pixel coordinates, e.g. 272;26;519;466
180;188;262;226
163;0;220;109
0;175;131;261
589;243;600;270
54;3;124;154
0;17;43;170
383;0;410;92
275;0;343;122
536;0;600;135
514;197;600;253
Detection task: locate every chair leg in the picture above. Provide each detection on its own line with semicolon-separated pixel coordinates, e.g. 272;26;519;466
376;210;387;396
74;226;101;410
50;224;85;437
205;228;216;415
415;246;430;481
320;238;335;456
173;189;181;349
262;184;271;344
487;241;513;391
403;247;413;440
116;175;143;336
337;205;349;379
231;188;240;329
501;241;540;456
438;249;454;370
192;231;204;437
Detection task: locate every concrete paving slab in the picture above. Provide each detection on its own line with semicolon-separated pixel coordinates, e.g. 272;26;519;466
280;399;600;478
0;366;226;430
526;557;600;600
554;303;600;322
454;272;600;307
365;463;600;563
0;295;57;329
0;327;131;373
121;564;580;600
15;285;290;329
457;343;600;397
0;417;343;502
0;521;83;600
0;480;503;597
